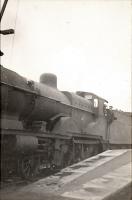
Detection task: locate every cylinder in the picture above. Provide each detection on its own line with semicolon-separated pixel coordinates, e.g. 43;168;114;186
16;135;38;153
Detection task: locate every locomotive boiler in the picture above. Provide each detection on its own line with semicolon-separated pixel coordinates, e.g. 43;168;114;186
1;65;115;179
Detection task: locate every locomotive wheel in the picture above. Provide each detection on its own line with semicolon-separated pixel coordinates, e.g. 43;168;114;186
18;156;39;179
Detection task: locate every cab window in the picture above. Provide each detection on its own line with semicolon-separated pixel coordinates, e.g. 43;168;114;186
94;98;98;108
85;94;92;100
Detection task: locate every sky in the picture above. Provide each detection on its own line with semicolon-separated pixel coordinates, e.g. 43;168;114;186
1;0;131;112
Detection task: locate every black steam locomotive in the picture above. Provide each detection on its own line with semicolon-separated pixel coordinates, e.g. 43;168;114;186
1;0;131;181
1;65;115;178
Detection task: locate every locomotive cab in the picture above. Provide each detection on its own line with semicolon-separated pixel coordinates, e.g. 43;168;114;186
76;91;108;117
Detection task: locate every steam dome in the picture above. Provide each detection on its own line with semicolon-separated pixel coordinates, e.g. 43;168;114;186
40;73;57;88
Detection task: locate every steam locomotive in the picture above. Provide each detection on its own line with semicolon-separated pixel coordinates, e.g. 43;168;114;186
1;0;131;181
1;65;115;178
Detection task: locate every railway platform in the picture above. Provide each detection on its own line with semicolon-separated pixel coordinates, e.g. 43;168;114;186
0;149;131;200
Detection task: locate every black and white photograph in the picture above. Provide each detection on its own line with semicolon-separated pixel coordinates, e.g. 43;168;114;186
0;0;132;199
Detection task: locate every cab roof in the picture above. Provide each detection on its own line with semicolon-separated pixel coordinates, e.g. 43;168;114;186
76;91;108;103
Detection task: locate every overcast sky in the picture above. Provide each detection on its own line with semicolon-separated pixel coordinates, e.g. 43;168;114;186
1;0;131;111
